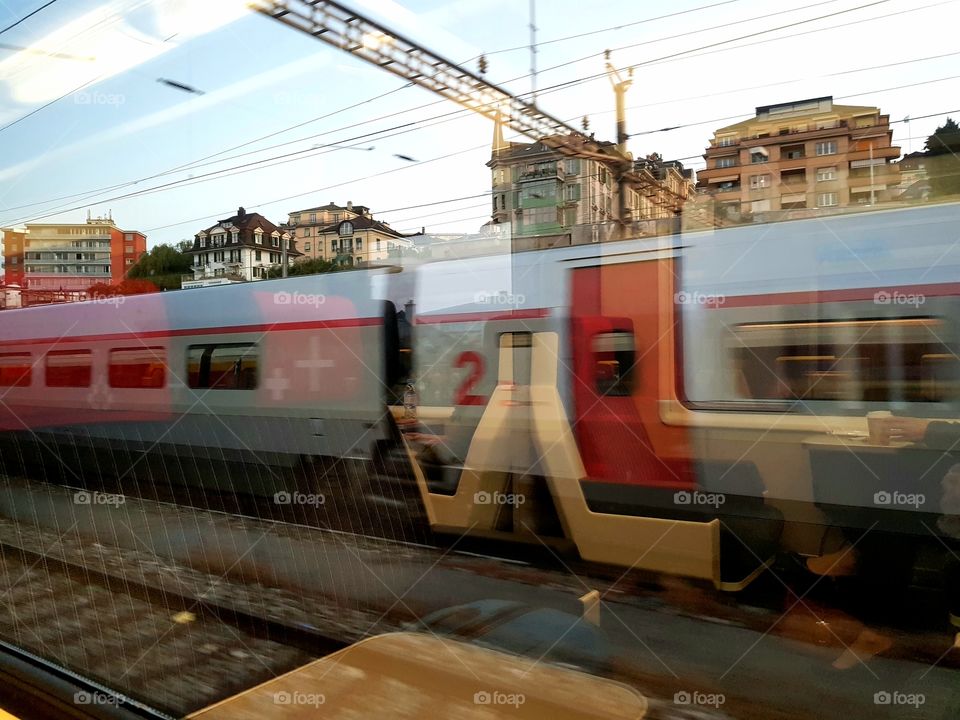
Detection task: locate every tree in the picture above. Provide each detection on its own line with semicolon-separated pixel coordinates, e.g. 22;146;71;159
126;243;194;290
88;279;160;297
923;118;960;156
920;119;960;198
266;257;341;279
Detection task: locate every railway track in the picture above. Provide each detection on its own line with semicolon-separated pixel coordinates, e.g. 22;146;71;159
0;505;399;717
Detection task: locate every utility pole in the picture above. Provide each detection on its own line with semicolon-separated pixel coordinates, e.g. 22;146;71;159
529;0;537;106
605;51;633;237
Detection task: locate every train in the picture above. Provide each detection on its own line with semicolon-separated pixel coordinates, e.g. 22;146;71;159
1;201;958;590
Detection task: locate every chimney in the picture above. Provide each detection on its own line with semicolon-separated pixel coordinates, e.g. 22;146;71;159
347;200;353;211
238;207;246;218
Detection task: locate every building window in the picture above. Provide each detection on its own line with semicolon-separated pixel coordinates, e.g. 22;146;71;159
817;192;839;207
716;157;736;168
45;350;92;388
564;159;580;174
376;239;381;251
356;238;362;250
304;242;311;251
717;135;737;147
255;250;262;261
255;232;263;244
521;182;557;201
816;141;837;156
816;167;837;182
339;221;354;236
109;348;166;389
290;214;300;225
749;174;771;189
750;150;768;164
302;227;310;237
187;344;258;390
564;183;581;201
199;236;207;248
231;231;239;243
522;207;560;226
309;213;316;223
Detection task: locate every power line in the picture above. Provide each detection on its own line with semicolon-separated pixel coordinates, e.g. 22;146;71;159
478;0;747;57
3;1;953;229
0;0;59;37
7;4;946;220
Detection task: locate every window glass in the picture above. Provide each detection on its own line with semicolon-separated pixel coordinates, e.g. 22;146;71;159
109;348;166;389
0;353;31;387
593;332;635;396
187;344;258;390
45;349;92;388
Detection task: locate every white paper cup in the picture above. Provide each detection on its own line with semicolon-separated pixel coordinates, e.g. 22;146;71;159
867;410;893;445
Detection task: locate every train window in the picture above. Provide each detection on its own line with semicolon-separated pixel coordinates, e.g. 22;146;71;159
593;332;635;396
187;344;258;390
731;318;959;405
0;352;31;387
45;349;92;388
109;348;166;389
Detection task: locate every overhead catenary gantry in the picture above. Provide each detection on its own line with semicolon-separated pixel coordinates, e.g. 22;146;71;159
255;0;686;221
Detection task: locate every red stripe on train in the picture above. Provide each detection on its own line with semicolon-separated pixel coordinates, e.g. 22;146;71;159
416;308;550;324
702;282;960;309
0;317;383;347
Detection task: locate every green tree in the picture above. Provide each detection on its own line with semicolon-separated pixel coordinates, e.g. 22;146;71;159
922;119;960;198
127;243;194;290
923;118;960;156
266;257;341;279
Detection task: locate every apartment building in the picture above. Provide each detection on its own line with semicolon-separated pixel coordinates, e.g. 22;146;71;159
487;116;693;249
698;96;901;222
1;214;146;292
285;201;413;265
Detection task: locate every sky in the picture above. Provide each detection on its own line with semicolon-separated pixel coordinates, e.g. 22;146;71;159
0;0;958;252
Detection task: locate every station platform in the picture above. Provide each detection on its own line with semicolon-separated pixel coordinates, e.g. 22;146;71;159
188;632;647;719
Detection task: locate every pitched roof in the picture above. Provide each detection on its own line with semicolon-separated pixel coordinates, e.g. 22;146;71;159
289;202;370;214
315;215;406;238
201;207;283;235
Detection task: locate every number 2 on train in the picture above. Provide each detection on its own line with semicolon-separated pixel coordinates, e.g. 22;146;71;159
453;351;486;406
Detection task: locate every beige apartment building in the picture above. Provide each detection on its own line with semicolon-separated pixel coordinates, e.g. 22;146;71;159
698;96;901;223
286;202;413;265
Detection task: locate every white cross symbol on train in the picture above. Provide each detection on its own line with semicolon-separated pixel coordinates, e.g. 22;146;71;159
294;337;335;392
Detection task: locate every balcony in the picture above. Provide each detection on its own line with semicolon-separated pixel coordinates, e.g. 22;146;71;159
518;165;562;182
